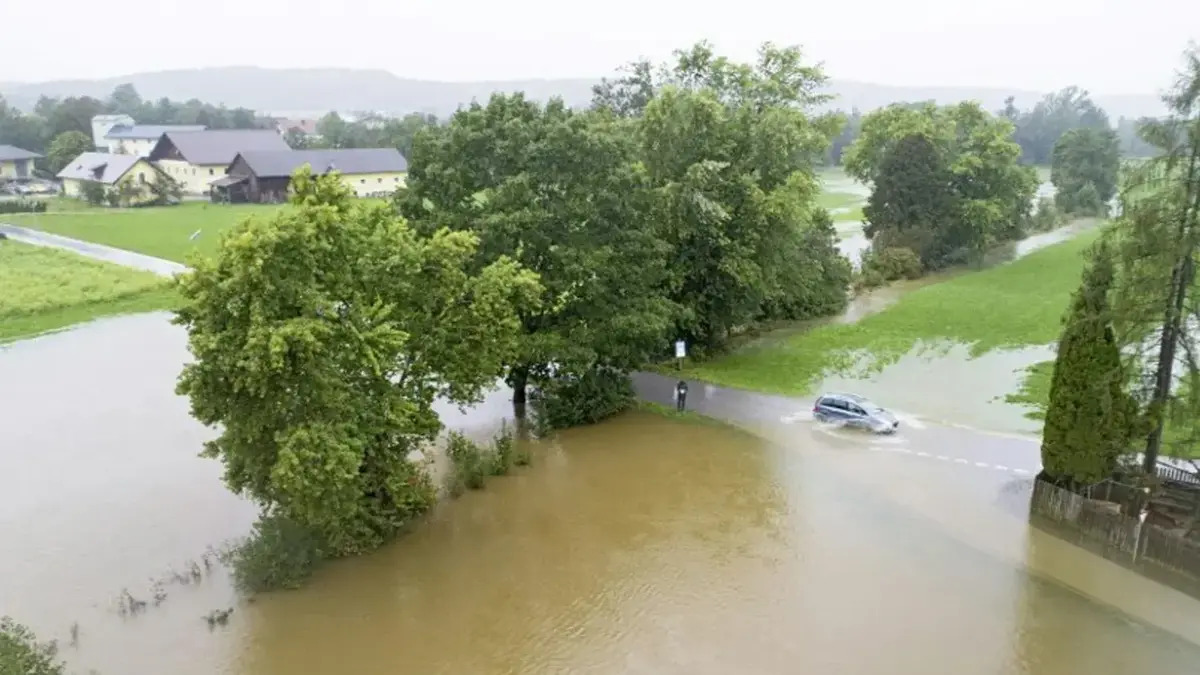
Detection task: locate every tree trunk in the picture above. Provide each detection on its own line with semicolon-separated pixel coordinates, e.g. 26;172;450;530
510;366;529;418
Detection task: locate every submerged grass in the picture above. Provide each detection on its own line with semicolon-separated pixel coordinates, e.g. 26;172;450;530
687;227;1104;396
0;240;178;342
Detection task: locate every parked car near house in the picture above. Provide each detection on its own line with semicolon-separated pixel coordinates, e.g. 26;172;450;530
812;393;899;434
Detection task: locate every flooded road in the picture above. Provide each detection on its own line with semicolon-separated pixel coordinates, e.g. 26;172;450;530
3;315;1200;674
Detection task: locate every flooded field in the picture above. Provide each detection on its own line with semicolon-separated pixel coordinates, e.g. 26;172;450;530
3;314;1200;674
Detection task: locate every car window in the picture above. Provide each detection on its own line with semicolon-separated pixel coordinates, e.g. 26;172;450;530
824;398;844;410
849;405;865;415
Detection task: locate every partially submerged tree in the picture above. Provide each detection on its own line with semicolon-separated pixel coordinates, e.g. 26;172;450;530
846;102;1037;268
398;95;673;410
1051;127;1120;216
1111;47;1200;471
1041;242;1134;486
175;169;540;554
611;42;850;349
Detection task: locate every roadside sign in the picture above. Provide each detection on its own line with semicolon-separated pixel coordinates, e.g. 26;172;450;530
674;340;686;359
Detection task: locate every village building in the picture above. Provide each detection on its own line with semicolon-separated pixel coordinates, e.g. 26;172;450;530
213;148;408;203
147;129;289;195
56;152;162;201
104;124;206;157
90;114;134;151
0;145;41;180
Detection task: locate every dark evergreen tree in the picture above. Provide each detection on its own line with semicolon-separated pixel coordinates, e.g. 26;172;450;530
1040;242;1134;486
862;133;957;267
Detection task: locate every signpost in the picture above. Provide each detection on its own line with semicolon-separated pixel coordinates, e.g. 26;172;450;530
674;339;688;411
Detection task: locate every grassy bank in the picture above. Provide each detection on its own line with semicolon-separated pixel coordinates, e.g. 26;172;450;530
2;202;282;263
0;240;178;342
685;226;1105;396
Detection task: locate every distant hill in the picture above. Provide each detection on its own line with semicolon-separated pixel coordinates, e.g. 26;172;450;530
0;66;1167;120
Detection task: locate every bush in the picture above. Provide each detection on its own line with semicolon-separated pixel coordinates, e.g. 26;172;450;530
446;431;489;495
1030;196;1066;232
0;199;47;214
79;181;107;206
225;512;326;594
857;246;923;290
531;366;634;434
0;617;63;675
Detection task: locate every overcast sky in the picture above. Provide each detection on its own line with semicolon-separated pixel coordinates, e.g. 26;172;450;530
4;0;1196;93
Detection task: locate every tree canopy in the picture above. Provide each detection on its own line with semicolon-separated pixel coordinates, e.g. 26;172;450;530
1109;47;1200;470
398;94;673;402
1001;86;1111;165
1050;127;1120;216
175;170;540;554
44;130;92;174
846;101;1037;268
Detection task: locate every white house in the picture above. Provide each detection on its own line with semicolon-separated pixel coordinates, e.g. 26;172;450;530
90;114;134;151
104;124;207;157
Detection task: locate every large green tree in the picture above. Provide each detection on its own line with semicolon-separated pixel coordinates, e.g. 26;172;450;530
1111;47;1200;471
398;94;672;406
1041;242;1133;486
846;101;1037;268
597;42;850;350
1051;127;1120;215
44;130;92;174
175;170;540;554
861;132;956;265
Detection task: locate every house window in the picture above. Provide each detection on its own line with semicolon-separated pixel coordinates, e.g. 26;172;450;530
377;178;383;183
394;177;399;182
209;168;214;176
138;172;145;184
360;179;366;184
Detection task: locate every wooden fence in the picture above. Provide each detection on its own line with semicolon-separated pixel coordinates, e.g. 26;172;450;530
1030;479;1200;593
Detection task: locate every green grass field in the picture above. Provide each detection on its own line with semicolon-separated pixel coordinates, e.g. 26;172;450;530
0;240;178;342
2;202;283;263
684;226;1104;396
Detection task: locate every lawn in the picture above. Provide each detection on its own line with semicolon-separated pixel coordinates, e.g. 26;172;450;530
1;202;283;263
817;191;865;211
684;226;1105;396
0;240;178;342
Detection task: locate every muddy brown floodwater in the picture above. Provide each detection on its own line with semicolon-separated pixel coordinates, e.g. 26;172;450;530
3;313;1200;674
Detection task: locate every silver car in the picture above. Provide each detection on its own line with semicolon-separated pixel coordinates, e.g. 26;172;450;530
812;393;899;434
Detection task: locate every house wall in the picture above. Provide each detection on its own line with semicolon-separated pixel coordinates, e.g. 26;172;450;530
0;158;34;179
108;137;160;157
154;159;228;195
341;171;407;197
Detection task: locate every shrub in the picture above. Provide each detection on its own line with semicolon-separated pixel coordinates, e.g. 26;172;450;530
490;421;524;474
225;512;326;594
531;366;634;434
1030;196;1065;232
79;181;107;206
0;617;63;675
446;431;489;495
857;246;923;290
0;199;47;214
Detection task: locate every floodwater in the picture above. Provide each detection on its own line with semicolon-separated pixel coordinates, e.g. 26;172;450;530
3;316;1200;674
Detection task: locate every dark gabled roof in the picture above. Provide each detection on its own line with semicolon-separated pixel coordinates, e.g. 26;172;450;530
105;124;206;139
150;129;289;166
56;152;144;184
0;144;42;161
232;148;408;178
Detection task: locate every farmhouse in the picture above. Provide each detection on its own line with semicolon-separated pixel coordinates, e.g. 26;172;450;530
214;148;408;203
57;152;161;201
0;145;41;179
90;114;134;150
105;124;206;157
147;129;289;195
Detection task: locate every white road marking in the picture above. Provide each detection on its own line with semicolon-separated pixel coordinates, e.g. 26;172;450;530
916;451;931;457
1013;468;1032;475
975;462;990;468
994;465;1010;472
935;455;949;461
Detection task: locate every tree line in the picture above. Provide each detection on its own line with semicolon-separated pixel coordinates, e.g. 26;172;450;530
284;111;439;160
1039;47;1200;490
824;85;1159;172
0;84;264;157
